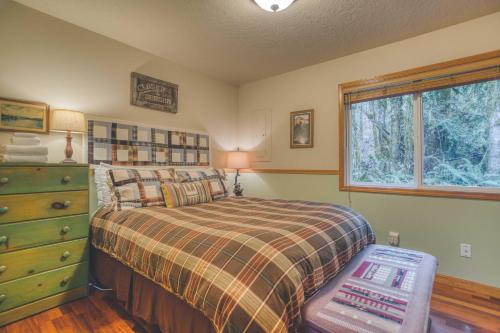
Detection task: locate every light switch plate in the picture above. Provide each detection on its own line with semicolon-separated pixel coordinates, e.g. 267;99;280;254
460;243;472;258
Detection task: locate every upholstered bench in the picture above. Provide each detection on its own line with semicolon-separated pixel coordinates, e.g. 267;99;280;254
302;245;438;333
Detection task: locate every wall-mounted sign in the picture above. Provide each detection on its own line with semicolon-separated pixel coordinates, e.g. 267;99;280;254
130;72;178;113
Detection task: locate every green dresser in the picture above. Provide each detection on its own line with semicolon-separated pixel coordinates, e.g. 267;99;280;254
0;164;89;326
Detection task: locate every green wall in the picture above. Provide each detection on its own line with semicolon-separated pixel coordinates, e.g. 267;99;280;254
234;172;500;287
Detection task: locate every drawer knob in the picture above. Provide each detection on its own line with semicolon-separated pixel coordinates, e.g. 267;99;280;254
0;295;5;303
62;176;72;183
52;201;71;209
0;207;8;214
0;265;6;273
0;236;7;244
61;226;71;234
61;276;70;285
0;177;8;184
62;251;71;259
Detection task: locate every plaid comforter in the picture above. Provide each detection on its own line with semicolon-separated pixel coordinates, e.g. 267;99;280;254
91;197;375;333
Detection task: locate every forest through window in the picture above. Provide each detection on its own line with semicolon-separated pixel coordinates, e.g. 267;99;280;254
348;78;500;190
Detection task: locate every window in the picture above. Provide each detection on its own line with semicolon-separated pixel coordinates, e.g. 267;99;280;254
423;81;500;188
350;95;414;186
340;51;500;200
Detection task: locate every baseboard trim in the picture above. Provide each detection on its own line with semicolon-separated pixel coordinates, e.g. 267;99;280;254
435;274;500;298
433;274;500;316
229;168;339;175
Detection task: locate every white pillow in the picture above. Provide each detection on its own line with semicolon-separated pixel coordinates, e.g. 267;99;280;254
93;163;114;207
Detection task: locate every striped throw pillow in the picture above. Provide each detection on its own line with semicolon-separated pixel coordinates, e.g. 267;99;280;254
161;180;213;208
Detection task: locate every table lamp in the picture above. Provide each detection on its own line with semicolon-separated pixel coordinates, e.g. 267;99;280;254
50;109;85;164
226;148;250;196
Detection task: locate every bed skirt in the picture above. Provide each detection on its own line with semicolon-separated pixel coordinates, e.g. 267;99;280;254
91;247;216;333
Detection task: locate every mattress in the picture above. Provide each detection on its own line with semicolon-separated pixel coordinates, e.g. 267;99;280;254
90;197;376;333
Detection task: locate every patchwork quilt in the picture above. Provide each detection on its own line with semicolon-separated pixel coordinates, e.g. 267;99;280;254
90;197;376;333
88;120;210;166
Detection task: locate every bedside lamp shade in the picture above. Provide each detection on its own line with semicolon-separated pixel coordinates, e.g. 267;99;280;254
50;109;85;133
226;150;249;169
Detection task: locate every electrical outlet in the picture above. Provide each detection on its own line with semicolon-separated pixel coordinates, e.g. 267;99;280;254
460;243;472;258
388;231;400;247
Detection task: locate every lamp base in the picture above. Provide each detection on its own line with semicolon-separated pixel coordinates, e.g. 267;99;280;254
233;169;244;196
60;158;77;164
61;130;77;164
233;183;244;197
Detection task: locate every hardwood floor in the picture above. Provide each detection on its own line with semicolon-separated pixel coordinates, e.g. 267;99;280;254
0;286;499;333
430;275;500;333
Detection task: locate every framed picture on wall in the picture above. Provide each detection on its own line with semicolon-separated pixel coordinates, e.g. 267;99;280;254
290;109;314;148
0;98;49;133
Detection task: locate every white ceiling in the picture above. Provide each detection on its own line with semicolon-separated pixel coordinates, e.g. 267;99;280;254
13;0;500;85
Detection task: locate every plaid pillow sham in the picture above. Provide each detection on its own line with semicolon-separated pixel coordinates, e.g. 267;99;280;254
161;180;213;208
107;168;176;210
174;167;228;200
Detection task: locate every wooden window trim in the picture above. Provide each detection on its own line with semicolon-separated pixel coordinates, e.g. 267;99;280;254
338;50;500;201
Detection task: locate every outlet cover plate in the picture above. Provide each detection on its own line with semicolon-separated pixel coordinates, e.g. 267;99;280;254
460;243;472;258
388;231;400;247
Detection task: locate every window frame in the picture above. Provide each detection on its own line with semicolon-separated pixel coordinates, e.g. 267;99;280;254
339;50;500;201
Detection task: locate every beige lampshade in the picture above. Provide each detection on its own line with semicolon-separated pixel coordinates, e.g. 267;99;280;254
50;109;85;133
226;150;250;169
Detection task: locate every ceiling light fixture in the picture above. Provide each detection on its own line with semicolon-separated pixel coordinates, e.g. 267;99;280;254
254;0;295;12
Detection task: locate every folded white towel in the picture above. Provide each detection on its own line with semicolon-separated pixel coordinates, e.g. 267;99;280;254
10;137;41;146
0;145;48;155
13;132;38;138
0;154;48;163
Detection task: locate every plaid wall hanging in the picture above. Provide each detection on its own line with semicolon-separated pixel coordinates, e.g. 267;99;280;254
87;120;210;166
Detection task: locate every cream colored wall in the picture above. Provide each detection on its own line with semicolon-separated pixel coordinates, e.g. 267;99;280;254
0;1;238;166
237;12;500;287
238;11;500;169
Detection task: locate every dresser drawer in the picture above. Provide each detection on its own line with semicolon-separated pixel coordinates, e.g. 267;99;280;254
0;262;88;312
0;166;88;195
0;214;88;253
0;238;88;283
0;286;87;327
0;191;88;224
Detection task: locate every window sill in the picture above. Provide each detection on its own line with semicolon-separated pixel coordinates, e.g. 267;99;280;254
339;185;500;201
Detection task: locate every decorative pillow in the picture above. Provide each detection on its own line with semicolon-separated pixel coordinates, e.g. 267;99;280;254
215;168;230;196
204;168;229;199
174;169;208;182
174;167;228;200
161;180;213;208
106;167;175;210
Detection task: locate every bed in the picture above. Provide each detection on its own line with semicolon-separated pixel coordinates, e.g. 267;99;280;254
90;196;375;333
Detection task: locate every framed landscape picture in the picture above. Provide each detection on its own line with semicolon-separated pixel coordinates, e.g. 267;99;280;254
290;109;314;148
131;72;178;113
0;98;49;133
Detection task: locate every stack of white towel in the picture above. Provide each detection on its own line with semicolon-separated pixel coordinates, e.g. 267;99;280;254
0;133;48;163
